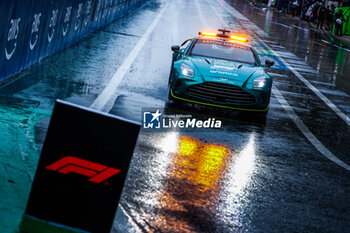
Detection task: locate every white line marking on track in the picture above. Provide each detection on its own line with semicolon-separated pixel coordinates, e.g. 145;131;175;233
255;39;350;126
273;87;350;171
119;204;149;232
207;0;350;171
194;0;209;29
268;72;289;77
207;0;226;26
90;3;169;111
218;0;350;127
172;1;179;44
321;39;350;52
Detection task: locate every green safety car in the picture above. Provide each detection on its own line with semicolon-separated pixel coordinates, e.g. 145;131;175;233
168;29;274;116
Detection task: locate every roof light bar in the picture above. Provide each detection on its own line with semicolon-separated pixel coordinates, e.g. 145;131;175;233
230;35;248;43
198;29;249;43
199;32;217;37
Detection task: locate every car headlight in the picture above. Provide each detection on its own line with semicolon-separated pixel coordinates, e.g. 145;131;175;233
180;63;194;78
253;76;267;88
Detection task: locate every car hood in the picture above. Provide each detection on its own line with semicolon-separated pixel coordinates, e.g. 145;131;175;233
188;56;260;87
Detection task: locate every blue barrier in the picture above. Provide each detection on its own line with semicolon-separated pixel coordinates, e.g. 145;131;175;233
0;0;146;81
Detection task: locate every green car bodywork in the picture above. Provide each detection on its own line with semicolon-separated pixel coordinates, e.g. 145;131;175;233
168;36;273;114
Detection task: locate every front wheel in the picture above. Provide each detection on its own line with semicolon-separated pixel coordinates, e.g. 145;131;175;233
167;88;180;107
168;88;174;101
168;87;176;101
253;109;268;122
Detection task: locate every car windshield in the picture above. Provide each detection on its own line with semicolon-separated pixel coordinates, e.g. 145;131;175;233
189;38;257;65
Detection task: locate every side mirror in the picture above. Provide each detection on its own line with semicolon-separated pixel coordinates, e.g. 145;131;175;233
171;45;180;52
265;59;275;68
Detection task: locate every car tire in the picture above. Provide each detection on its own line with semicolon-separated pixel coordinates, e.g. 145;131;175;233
253;109;268;122
168;88;174;101
168;66;173;87
167;88;180;107
168;87;176;101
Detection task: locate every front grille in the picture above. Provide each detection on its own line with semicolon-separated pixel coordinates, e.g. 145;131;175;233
187;82;255;104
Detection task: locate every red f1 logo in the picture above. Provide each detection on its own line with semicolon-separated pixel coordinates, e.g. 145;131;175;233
46;156;121;184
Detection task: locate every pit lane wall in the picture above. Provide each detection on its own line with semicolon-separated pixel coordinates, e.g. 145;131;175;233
0;0;145;81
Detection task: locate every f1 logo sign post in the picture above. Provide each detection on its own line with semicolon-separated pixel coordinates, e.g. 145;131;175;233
46;156;121;184
21;100;140;233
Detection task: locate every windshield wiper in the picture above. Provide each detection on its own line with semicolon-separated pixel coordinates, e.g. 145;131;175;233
205;58;211;65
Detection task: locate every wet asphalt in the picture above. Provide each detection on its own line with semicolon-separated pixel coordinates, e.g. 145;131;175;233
0;0;350;232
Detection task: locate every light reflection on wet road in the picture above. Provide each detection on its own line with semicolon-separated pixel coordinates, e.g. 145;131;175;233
0;0;350;232
152;136;231;231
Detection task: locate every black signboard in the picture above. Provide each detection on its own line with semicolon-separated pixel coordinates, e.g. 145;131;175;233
21;100;140;233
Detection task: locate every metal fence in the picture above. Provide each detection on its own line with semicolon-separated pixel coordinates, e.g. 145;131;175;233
0;0;146;81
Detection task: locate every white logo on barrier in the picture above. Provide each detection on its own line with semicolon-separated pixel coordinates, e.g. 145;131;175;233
102;0;109;19
112;0;117;14
48;10;58;42
29;13;41;50
84;1;92;26
63;6;72;36
75;3;83;30
95;0;102;22
119;0;123;11
107;0;113;17
5;18;21;60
